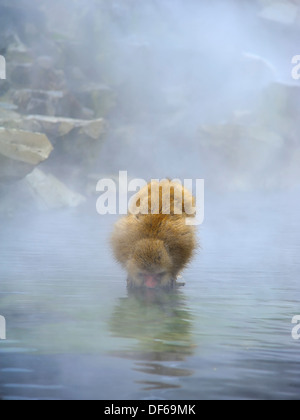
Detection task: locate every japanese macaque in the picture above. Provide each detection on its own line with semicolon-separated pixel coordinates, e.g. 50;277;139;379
111;180;197;289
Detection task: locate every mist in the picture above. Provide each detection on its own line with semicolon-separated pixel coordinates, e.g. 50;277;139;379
1;0;300;191
1;0;300;401
92;0;300;185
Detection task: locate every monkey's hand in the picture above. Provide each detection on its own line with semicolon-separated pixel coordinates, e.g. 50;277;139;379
174;276;185;287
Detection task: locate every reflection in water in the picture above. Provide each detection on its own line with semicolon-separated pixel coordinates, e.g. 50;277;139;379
109;288;195;390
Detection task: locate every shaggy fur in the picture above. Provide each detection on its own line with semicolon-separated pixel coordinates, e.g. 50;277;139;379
111;180;197;288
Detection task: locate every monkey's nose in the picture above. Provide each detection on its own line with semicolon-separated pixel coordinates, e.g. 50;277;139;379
144;275;158;289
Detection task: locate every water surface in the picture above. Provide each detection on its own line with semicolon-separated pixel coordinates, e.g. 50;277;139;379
0;192;299;400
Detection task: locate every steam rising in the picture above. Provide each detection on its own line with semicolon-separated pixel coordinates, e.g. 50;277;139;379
1;0;299;190
76;0;299;186
1;0;300;401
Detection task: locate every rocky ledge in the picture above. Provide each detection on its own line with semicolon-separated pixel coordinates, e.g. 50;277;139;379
0;1;113;216
0;127;53;184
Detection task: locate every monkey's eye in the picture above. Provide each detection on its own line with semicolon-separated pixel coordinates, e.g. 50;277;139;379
158;272;167;278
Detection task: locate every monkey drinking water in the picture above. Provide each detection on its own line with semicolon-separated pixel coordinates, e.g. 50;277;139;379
111;180;197;289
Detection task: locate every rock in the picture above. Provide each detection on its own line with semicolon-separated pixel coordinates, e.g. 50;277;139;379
0;127;53;184
198;123;285;190
0;82;10;98
11;89;92;119
0;114;106;192
0;103;20;122
259;82;300;118
8;63;32;88
55;117;106;168
25;168;86;210
5;33;32;64
12;89;62;115
258;1;299;25
73;83;116;118
200;124;283;153
76;118;107;140
16;115;106;140
0;167;87;217
0;127;53;165
35;57;65;91
1;114;106;161
256;82;300;136
19;115;78;137
8;58;65;91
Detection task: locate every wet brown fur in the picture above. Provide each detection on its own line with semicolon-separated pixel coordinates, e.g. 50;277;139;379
111;180;197;288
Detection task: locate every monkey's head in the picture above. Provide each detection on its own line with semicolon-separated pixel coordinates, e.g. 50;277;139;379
127;239;173;289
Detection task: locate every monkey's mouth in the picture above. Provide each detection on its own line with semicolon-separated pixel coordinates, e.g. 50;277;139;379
127;274;173;289
144;275;159;289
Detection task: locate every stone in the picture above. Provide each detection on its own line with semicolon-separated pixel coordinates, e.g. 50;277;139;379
73;84;116;118
19;115;106;140
8;58;65;91
1;115;106;159
0;127;53;184
256;82;300;137
25;168;86;210
258;82;300;118
198;123;285;190
11;89;91;119
0;103;20;123
8;63;32;88
0;114;106;191
0;79;10;97
5;33;31;64
258;1;299;25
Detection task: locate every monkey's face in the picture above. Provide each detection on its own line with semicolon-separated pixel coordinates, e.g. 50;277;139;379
127;239;173;289
127;266;173;289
